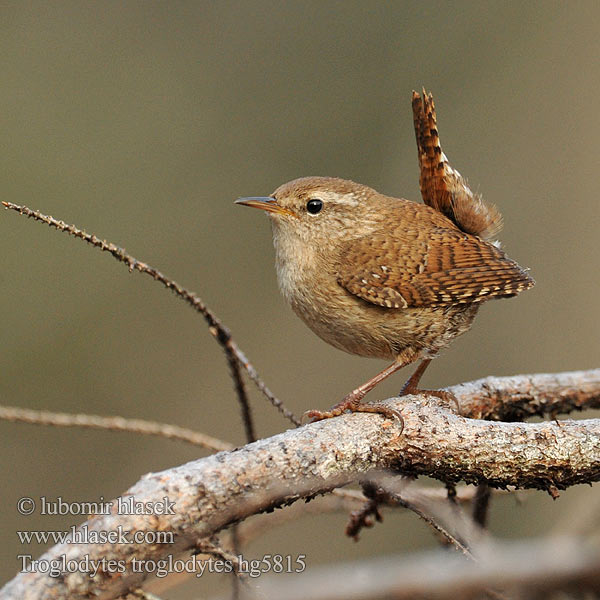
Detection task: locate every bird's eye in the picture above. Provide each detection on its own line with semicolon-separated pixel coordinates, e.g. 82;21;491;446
306;199;323;215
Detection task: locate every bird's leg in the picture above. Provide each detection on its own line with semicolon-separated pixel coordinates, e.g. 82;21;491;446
399;358;432;395
400;358;459;412
304;349;419;424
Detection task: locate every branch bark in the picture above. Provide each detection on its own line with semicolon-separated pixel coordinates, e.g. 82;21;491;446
453;368;600;420
2;369;599;600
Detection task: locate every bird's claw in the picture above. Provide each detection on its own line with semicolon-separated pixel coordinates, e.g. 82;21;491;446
303;399;404;432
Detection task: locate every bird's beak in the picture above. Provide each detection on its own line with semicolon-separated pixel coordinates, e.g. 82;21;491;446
235;197;296;218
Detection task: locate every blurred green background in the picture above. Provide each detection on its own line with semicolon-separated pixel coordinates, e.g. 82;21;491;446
1;1;599;596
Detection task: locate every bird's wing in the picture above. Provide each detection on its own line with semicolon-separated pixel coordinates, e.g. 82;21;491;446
336;228;534;309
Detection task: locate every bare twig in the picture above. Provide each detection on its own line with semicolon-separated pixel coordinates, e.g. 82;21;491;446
2;200;301;428
473;484;492;529
2;375;599;600
232;493;366;548
229;342;300;426
234;485;519;549
230;345;259;596
382;489;474;559
224;349;256;443
228;526;242;600
194;538;249;581
0;405;232;452
332;484;516;506
253;536;600;600
345;483;383;541
360;478;475;559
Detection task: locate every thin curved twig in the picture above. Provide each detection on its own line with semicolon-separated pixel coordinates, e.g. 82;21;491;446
2;201;301;428
0;405;232;452
348;480;473;558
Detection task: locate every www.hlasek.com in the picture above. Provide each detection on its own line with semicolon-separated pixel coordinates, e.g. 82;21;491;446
17;524;173;546
19;553;307;579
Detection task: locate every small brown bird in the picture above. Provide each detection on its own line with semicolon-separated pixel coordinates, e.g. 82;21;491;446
236;91;534;421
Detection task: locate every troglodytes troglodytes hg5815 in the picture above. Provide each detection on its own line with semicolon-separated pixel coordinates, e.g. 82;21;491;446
236;91;534;423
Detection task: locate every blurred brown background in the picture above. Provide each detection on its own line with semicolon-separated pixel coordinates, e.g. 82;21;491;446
1;1;599;595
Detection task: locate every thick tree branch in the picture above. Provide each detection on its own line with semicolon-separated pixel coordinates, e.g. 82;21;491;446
452;368;600;420
2;369;599;600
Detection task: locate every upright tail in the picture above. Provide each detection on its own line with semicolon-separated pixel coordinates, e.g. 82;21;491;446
412;89;503;241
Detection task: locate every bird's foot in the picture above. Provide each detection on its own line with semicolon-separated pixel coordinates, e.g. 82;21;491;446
304;391;403;430
400;384;460;413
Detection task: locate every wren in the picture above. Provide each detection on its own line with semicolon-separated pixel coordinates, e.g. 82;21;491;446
236;91;534;422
